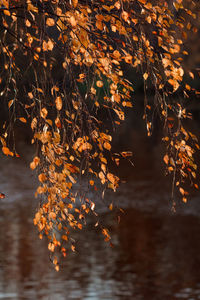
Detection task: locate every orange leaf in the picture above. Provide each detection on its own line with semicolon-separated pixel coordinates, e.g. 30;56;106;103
179;187;185;196
143;72;148;80
41;108;48;119
0;193;5;199
103;142;111;151
25;19;31;27
72;0;78;7
2;147;13;156
19;117;27;123
96;80;103;88
46;18;55;26
163;154;169;165
8;100;14;108
55;96;62;110
38;173;47;183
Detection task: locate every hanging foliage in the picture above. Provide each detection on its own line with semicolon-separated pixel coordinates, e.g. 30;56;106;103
0;0;199;270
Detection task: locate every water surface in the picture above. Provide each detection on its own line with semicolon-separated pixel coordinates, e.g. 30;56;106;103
0;146;200;300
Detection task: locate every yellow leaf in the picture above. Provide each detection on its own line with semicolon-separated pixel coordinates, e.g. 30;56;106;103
143;72;148;80
182;197;187;203
133;35;138;41
55;265;59;272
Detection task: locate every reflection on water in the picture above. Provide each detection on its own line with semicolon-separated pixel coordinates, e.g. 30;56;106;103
0;149;200;299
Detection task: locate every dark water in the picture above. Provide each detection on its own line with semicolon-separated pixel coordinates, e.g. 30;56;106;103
1;145;200;300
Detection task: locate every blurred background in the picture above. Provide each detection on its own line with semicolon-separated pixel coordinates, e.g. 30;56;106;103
1;1;200;299
1;97;200;300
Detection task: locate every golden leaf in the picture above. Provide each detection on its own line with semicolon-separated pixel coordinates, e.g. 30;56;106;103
96;80;103;88
55;117;61;128
179;187;185;196
27;3;38;13
99;171;106;184
8;100;14;108
121;11;129;22
182;197;187;203
143;72;148;80
96;20;104;31
72;0;78;7
2;146;14;156
49;212;57;220
41;108;48;119
114;109;124;120
69;15;77;27
38;173;47;183
19;117;27;123
77;223;82;229
30;156;40;170
103;142;111;151
25;19;31;27
46;18;55;27
109;203;113;210
163;154;169;165
107;173;115;184
55;96;62;111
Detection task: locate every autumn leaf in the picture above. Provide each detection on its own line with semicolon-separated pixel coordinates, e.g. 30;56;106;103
96;81;103;88
38;173;47;183
163;154;169;165
103;142;111;151
179;187;185;196
25;19;31;27
0;193;5;199
30;156;40;170
143;72;148;80
55;96;62;110
1;0;199;269
2;147;14;156
46;18;55;27
19;117;27;123
41;108;48;119
8;100;14;108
